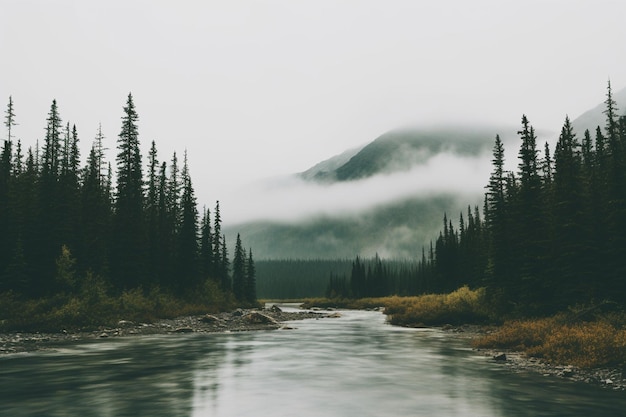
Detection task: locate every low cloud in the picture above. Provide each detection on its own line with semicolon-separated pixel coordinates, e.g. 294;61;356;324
222;150;492;225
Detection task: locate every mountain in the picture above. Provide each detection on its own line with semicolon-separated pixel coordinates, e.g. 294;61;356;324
572;86;626;136
226;193;481;259
226;125;499;259
228;88;626;260
299;145;364;182
299;126;497;183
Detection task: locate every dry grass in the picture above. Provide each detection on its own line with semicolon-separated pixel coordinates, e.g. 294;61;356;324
0;279;236;332
473;315;626;368
302;286;490;326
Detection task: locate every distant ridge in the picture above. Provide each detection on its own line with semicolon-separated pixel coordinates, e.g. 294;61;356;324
572;87;626;136
299;126;498;183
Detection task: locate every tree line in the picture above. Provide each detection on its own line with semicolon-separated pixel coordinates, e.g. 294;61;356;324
0;94;256;304
328;82;626;315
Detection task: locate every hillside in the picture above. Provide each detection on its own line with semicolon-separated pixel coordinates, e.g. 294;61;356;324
299;126;497;182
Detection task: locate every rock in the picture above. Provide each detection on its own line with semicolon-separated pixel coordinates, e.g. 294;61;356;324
117;320;134;327
493;353;507;362
173;327;194;333
269;305;283;313
232;309;244;317
99;333;109;338
243;312;278;325
326;312;342;318
200;315;220;324
281;326;296;330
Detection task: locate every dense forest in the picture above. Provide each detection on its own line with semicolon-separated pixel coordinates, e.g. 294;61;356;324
0;94;256;304
328;83;626;316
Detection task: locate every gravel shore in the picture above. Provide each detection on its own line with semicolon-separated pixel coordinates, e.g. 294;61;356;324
443;324;625;391
3;308;623;392
0;307;328;355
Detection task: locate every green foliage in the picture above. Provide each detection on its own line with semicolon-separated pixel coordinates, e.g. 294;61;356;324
0;94;256;316
0;276;235;332
55;245;77;291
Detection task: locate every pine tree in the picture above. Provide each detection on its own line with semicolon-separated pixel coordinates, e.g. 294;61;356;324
0;97;16;276
232;233;245;301
176;150;200;293
220;234;230;291
199;206;215;279
32;100;64;294
80;144;111;277
245;248;257;303
156;160;175;287
112;93;146;289
146;141;160;283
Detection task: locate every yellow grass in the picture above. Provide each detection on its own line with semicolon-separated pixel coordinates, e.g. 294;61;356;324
301;286;490;326
473;316;626;368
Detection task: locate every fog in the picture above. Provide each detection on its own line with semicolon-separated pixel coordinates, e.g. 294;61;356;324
222;150;492;225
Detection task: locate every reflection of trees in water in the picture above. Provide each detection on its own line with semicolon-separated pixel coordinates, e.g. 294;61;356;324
0;335;229;417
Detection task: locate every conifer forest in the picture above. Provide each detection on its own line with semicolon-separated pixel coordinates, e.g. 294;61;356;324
0;94;257;304
326;83;626;316
2;84;626;318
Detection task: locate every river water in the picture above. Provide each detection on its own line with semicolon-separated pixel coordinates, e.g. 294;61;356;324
1;306;625;417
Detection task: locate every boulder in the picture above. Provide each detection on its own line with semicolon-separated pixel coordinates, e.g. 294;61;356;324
173;327;194;333
493;353;507;362
269;305;283;313
232;308;245;317
199;314;220;324
243;312;278;325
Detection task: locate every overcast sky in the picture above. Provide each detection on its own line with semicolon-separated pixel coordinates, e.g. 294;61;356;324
2;1;626;223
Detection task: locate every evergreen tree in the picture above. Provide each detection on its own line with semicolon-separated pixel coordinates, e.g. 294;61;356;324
245;248;257;303
32;100;64;294
220;234;230;291
80;144;111;277
112;93;146;289
156;160;175;287
146;141;160;283
176;151;200;293
199;206;215;279
232;233;246;301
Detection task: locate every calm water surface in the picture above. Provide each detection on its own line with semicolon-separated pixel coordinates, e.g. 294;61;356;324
1;306;625;416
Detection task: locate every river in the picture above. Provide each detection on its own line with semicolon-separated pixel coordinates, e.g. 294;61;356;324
1;305;625;416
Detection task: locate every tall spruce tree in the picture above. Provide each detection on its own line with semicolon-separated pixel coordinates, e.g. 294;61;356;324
245;248;257;303
112;93;146;289
232;233;245;301
176;151;200;293
199;206;215;279
146;141;160;283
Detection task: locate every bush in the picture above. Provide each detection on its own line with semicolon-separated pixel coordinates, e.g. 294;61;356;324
385;286;490;326
0;277;238;332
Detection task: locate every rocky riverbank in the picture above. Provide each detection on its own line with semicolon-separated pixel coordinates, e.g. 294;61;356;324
0;306;328;355
440;324;625;391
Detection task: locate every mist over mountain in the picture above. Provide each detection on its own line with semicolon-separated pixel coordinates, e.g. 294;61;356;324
228;193;482;259
299;126;498;183
225;125;502;259
225;87;625;261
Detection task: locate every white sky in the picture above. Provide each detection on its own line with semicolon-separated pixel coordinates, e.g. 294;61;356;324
2;0;626;223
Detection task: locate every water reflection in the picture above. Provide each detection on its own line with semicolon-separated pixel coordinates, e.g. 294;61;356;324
1;310;625;417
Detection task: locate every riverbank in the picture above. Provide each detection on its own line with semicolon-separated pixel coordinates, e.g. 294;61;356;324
0;307;328;355
418;323;625;391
